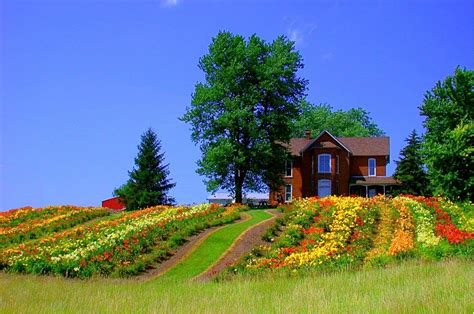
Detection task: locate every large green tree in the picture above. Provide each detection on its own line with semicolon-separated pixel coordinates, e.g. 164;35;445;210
419;67;473;201
181;31;308;203
393;130;429;196
114;128;175;210
292;101;384;137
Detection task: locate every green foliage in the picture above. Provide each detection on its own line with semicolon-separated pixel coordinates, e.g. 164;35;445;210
292;101;385;137
180;31;308;202
419;67;474;201
393;130;430;195
114;128;176;210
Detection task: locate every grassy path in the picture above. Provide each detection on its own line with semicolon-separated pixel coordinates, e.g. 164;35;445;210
156;210;273;282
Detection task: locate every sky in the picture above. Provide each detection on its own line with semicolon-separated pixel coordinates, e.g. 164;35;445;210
0;0;473;210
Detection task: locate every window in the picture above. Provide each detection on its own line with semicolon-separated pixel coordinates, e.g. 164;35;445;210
318;154;331;173
285;184;292;202
285;160;293;177
336;155;340;174
368;158;376;176
318;179;331;197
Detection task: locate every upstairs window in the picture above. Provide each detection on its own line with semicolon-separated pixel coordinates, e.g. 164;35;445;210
318;154;331;173
368;158;376;176
285;160;293;177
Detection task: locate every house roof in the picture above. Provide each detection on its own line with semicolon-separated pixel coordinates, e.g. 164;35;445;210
300;130;352;154
338;137;390;156
288;138;311;156
288;130;390;157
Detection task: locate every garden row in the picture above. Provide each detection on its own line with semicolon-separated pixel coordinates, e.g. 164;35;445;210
0;203;245;278
232;196;473;273
0;205;111;247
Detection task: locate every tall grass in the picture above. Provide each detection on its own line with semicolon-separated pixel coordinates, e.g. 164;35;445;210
1;260;472;313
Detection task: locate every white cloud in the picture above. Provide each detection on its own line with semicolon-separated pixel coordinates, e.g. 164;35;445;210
161;0;179;7
287;28;304;46
286;22;317;47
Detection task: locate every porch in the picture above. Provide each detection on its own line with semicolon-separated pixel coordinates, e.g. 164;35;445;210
349;176;400;197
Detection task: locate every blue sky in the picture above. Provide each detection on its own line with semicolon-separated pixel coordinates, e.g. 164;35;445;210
1;0;472;210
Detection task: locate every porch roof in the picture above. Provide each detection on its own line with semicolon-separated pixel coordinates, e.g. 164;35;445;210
350;176;400;186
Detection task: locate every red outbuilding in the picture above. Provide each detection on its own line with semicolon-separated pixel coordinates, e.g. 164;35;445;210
102;197;126;210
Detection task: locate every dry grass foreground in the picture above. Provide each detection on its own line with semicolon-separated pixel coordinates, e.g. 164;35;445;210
0;259;472;313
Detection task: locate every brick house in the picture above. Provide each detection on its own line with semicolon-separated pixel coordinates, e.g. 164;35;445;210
270;130;399;204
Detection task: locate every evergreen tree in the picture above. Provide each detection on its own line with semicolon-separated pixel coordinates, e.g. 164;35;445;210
114;128;175;210
419;67;473;201
393;130;429;196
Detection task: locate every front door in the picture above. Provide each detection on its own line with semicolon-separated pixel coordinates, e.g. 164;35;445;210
318;179;331;197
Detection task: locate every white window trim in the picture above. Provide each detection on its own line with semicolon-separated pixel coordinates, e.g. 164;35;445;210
285;184;292;202
368;158;376;177
285;160;293;178
318;154;331;173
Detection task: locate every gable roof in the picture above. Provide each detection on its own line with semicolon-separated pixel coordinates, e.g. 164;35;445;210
300;130;352;154
287;130;390;157
288;138;312;156
338;137;389;156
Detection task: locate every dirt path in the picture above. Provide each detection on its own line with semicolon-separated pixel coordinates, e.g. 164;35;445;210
194;209;283;282
138;214;250;281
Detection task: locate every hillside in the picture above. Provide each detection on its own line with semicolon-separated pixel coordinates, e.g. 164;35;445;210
0;196;473;312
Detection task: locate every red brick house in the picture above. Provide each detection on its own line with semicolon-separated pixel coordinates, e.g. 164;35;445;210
270;130;399;204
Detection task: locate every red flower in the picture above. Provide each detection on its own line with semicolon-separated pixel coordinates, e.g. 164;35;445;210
434;208;474;244
302;226;325;234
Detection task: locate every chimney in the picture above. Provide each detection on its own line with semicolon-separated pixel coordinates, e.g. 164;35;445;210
305;130;311;140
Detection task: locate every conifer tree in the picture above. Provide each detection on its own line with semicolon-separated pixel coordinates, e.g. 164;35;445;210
114;128;175;210
393;130;429;196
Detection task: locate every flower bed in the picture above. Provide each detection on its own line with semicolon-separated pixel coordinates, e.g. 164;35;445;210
0;203;243;278
233;196;473;273
0;206;111;247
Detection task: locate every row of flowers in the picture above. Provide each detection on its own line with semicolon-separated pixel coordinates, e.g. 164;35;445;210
235;196;473;273
0;206;111;247
0;203;244;277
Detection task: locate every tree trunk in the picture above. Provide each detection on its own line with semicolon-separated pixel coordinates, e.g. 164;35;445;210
235;170;244;204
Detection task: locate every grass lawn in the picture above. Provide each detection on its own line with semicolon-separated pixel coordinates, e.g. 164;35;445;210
0;259;472;313
159;209;273;281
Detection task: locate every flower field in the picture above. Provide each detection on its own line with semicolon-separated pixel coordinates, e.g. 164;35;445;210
0;204;243;278
0;206;111;247
235;196;473;273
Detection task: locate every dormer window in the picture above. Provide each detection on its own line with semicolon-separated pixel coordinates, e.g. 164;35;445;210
368;158;376;176
285;160;293;177
318;154;331;173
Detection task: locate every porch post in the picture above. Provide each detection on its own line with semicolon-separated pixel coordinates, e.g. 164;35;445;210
365;185;368;198
383;185;386;196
